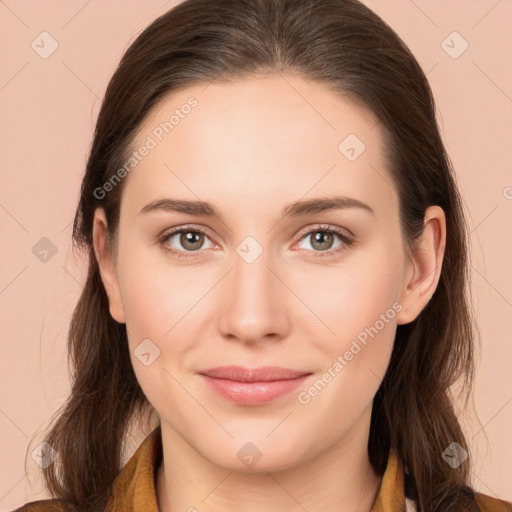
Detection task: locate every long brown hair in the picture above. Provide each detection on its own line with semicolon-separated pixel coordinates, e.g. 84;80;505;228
37;0;478;510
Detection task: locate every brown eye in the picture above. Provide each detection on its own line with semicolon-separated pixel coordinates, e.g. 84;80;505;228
295;225;355;259
160;227;215;257
297;229;343;252
179;231;205;251
309;231;335;251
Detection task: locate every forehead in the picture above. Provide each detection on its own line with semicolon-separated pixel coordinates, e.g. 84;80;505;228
124;74;397;221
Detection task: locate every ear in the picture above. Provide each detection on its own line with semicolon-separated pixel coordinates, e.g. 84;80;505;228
92;207;126;324
396;205;446;325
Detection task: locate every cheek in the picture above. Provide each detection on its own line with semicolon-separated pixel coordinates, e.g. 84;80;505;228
115;246;204;410
294;259;401;436
292;237;405;342
115;242;219;400
116;240;209;339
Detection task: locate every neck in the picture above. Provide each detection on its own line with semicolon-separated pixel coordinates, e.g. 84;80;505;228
156;409;382;512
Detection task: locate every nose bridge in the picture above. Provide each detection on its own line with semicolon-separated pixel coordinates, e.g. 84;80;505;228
217;239;289;343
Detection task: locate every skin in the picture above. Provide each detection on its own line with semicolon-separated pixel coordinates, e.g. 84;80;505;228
93;74;446;512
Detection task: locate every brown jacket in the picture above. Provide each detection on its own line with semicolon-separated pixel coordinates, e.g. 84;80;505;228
13;426;512;512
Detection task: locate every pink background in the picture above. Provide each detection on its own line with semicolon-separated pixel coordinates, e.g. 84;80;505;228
1;0;511;509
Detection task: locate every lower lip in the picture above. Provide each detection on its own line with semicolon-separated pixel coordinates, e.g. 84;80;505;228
199;374;311;406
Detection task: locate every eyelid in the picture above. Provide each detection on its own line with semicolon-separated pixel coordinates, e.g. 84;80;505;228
294;223;354;241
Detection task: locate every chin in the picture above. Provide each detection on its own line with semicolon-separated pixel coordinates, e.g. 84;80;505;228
198;433;311;474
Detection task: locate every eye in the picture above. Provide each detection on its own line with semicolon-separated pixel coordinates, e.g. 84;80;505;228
158;225;215;259
294;224;355;259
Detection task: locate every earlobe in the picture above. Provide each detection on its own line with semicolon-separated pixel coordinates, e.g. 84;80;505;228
396;205;446;325
92;208;126;324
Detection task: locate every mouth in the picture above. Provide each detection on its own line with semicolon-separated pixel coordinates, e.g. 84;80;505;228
197;366;313;406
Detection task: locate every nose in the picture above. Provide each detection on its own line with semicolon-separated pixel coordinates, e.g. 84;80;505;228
217;247;291;345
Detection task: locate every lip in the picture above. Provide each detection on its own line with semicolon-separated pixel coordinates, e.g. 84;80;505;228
197;366;312;406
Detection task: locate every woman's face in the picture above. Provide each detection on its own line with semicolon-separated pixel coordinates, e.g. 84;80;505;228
94;74;439;471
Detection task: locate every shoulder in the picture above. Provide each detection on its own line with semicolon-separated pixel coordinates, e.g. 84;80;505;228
10;498;77;512
474;491;512;512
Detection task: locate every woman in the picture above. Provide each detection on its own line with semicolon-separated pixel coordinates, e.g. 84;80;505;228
14;0;512;511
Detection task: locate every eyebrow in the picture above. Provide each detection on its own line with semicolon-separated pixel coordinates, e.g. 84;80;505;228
138;195;375;219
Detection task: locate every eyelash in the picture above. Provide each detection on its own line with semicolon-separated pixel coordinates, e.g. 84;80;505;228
157;224;355;260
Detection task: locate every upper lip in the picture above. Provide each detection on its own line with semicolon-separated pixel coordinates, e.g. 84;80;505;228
198;366;311;382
